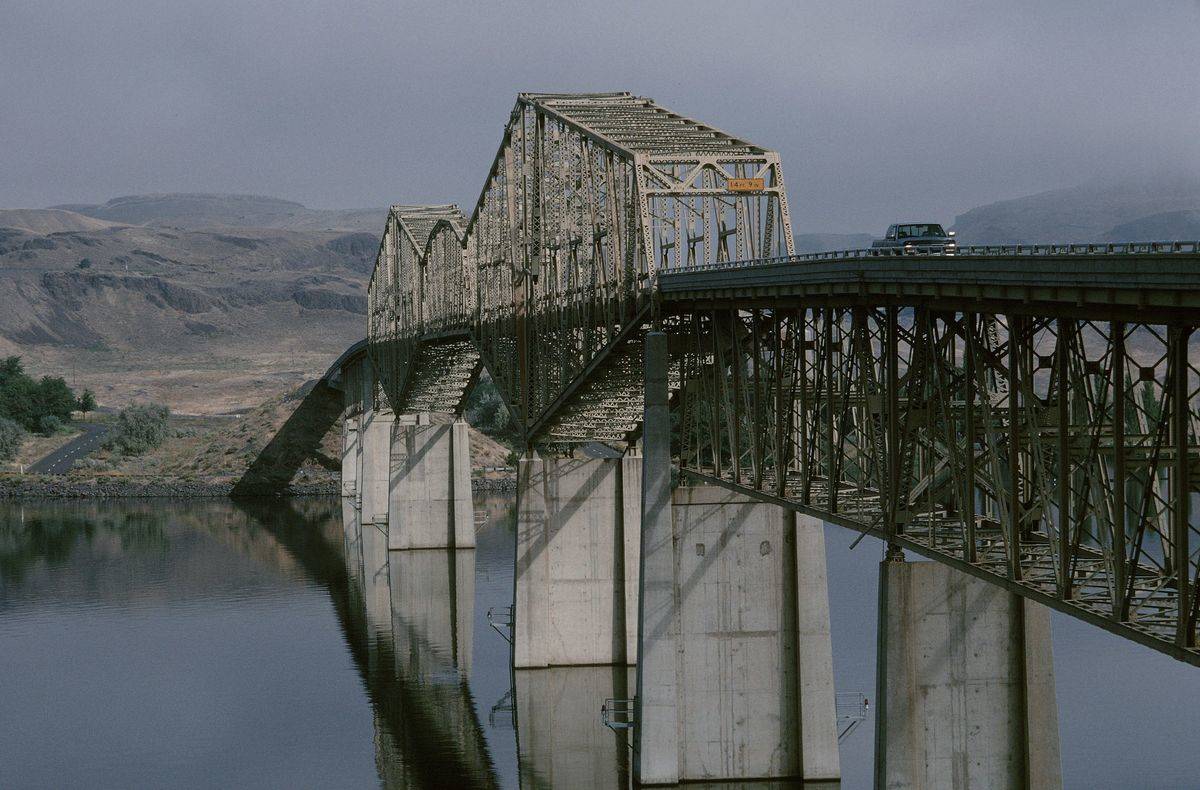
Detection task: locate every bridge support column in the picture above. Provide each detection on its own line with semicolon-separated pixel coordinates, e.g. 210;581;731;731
514;455;638;668
341;415;360;499
360;408;393;525
645;486;841;783
875;558;1062;790
634;330;679;785
387;415;474;550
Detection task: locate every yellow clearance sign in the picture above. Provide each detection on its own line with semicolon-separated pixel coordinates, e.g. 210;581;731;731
728;177;765;192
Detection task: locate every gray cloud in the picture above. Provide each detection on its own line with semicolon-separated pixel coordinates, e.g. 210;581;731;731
2;0;1197;232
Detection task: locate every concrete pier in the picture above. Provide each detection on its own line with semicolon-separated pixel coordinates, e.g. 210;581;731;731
360;408;394;525
388;416;474;550
634;332;678;785
669;487;840;783
513;455;639;668
875;559;1062;790
635;331;839;784
341;416;360;499
515;666;635;789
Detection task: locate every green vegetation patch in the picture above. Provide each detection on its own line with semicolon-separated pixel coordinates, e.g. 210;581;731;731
106;404;171;456
0;356;85;458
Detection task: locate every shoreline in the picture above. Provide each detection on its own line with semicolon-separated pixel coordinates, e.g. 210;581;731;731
0;474;516;499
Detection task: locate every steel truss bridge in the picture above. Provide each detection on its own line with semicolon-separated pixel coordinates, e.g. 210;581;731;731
363;91;1200;666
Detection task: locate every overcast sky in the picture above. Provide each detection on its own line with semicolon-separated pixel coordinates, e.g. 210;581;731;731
2;0;1198;232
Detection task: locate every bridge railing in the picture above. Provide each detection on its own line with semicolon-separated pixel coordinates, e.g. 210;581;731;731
668;240;1200;272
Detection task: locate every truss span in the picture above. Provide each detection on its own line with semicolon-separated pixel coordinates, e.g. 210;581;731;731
360;89;1200;665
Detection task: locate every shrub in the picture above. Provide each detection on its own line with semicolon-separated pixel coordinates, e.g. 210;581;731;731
107;404;170;456
0;417;23;461
39;414;62;436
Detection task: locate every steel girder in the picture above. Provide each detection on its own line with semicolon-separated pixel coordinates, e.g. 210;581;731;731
672;303;1200;664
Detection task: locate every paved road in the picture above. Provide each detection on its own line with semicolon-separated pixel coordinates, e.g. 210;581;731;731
28;423;111;475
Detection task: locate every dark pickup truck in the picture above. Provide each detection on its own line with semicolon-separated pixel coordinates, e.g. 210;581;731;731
871;223;957;254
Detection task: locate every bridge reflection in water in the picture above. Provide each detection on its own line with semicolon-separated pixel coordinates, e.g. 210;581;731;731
5;499;1200;785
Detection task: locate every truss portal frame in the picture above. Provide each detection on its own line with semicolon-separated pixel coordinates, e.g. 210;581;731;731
464;92;793;440
367;204;471;413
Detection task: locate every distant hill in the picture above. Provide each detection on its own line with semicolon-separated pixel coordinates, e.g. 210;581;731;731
0;198;380;413
0;208;124;234
1105;210;1200;241
952;175;1200;244
53;193;386;232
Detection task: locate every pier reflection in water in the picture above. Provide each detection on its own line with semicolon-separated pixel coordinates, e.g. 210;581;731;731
6;497;1197;788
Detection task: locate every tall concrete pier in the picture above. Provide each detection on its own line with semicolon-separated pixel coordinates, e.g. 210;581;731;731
514;455;640;668
633;332;841;785
359;407;394;525
875;558;1062;790
388;415;475;550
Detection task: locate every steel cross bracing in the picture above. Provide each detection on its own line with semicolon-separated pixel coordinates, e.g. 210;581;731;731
363;90;1200;664
664;261;1200;665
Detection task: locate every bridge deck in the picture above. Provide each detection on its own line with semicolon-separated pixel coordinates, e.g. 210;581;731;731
659;244;1200;316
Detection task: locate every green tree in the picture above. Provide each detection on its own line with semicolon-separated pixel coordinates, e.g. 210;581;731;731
35;377;76;423
0;357;78;432
0;417;23;462
464;373;515;440
77;389;97;415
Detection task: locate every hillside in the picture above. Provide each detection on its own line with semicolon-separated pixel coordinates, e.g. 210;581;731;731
1105;210;1200;241
0;209;124;234
0;196;379;413
76;381;512;488
54;193;386;232
952;174;1200;244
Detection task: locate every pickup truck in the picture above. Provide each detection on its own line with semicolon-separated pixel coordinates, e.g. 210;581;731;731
871;223;957;254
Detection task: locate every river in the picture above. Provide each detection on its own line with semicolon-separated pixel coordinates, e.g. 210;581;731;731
0;497;1197;788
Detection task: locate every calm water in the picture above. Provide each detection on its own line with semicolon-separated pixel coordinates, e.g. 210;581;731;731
1;496;1198;789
